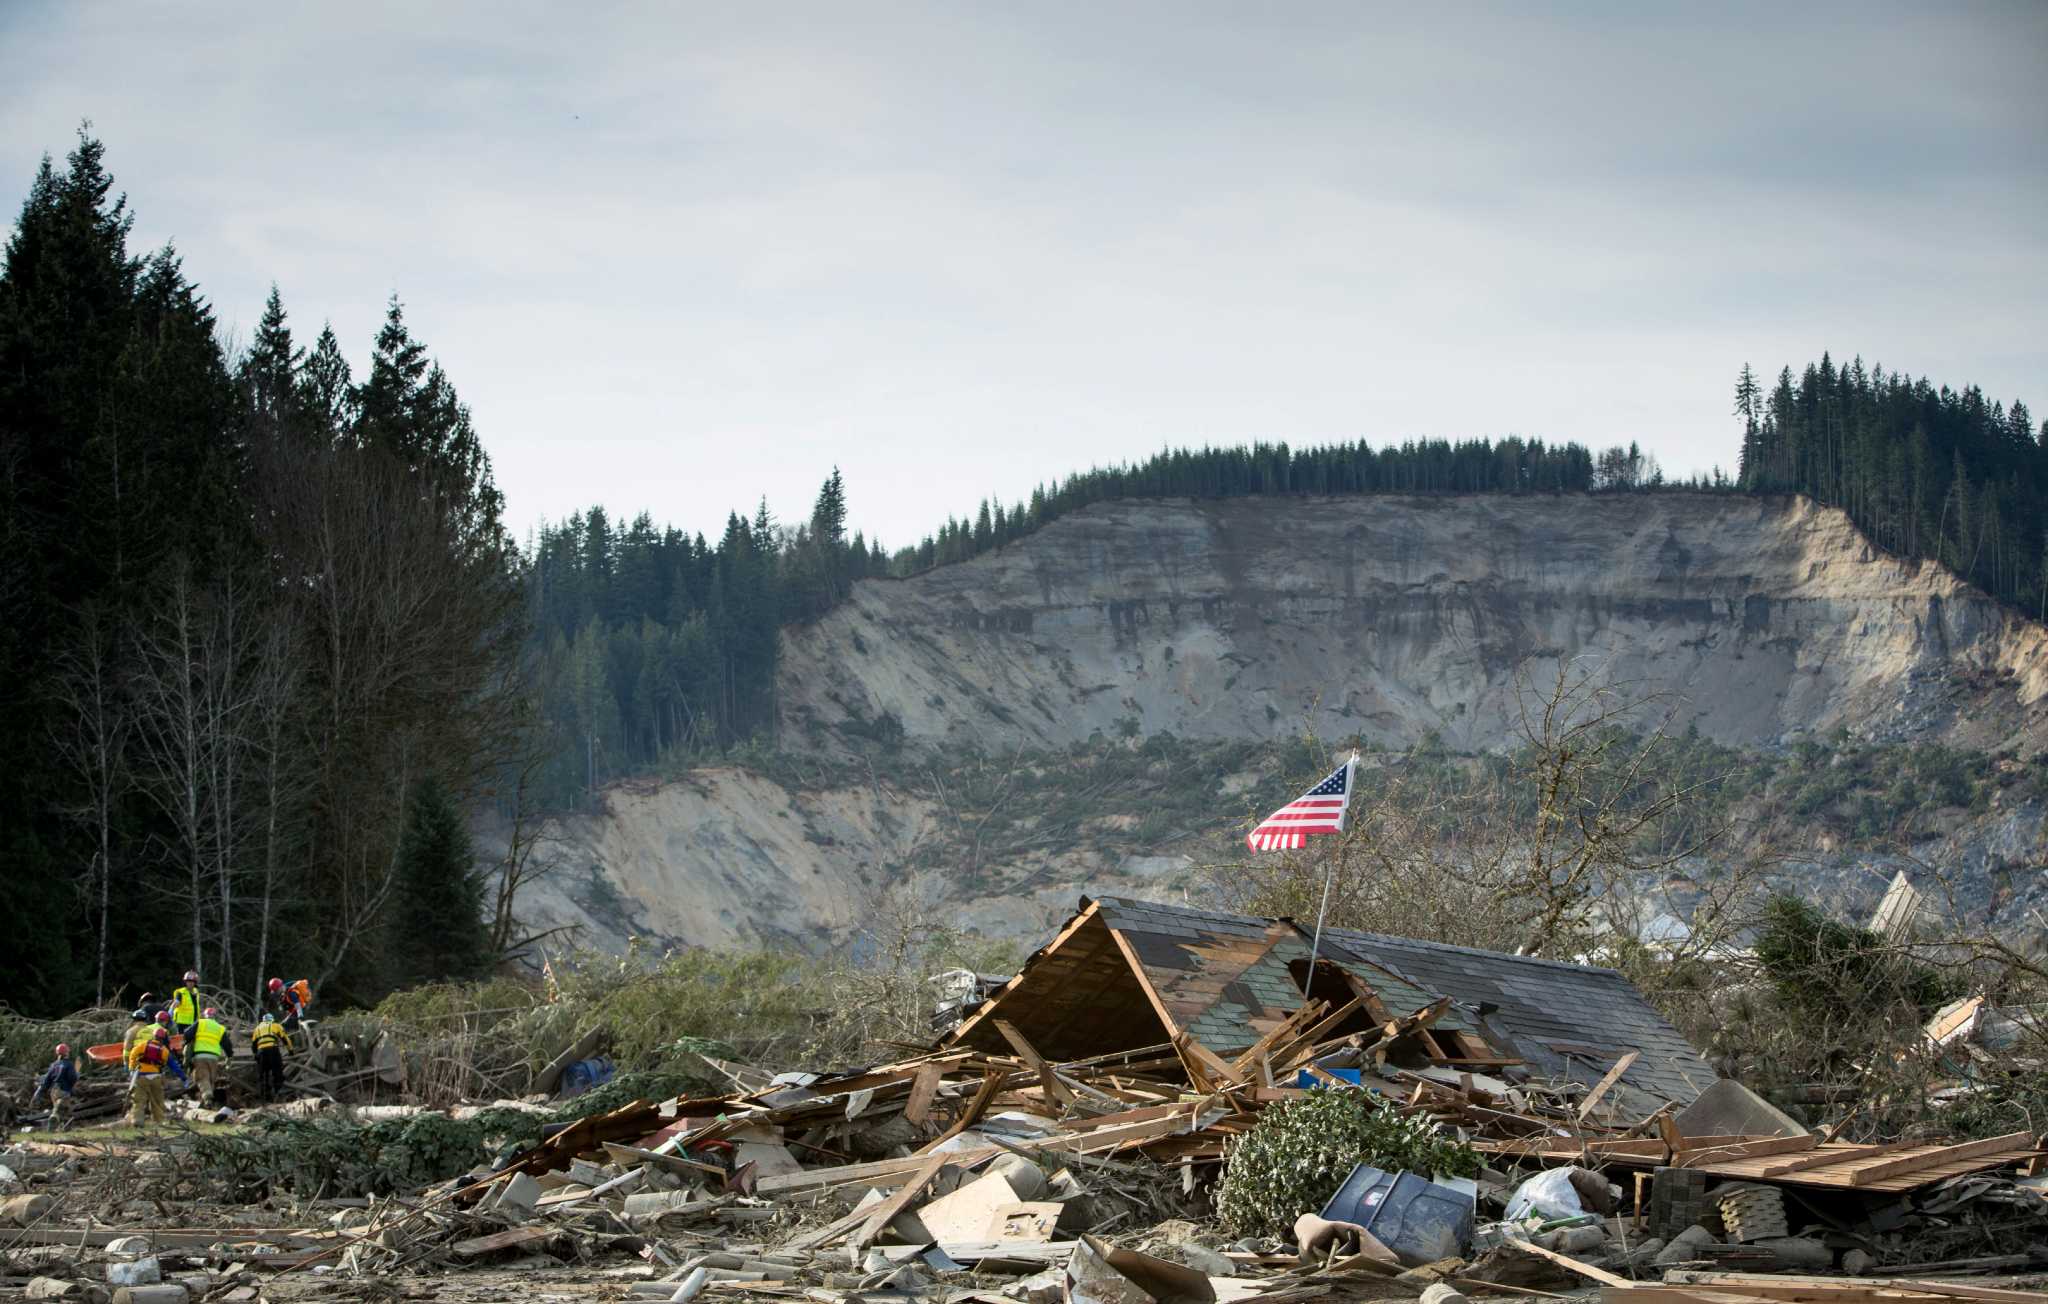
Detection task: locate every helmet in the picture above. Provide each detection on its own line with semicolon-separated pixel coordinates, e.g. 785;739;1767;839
203;1007;217;1018
131;1009;148;1022
55;1043;69;1057
153;1026;170;1041
268;978;283;991
156;1011;171;1025
139;991;154;1003
184;970;198;982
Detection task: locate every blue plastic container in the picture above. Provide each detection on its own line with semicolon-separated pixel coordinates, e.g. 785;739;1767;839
1294;1066;1365;1088
1317;1163;1475;1266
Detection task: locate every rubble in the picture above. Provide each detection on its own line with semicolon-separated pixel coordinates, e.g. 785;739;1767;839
3;897;2045;1304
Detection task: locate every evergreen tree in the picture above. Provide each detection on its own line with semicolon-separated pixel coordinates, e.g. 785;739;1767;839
389;775;492;986
297;323;355;439
240;284;303;441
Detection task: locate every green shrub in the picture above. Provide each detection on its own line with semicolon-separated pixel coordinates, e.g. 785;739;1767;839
185;1112;513;1198
1215;1087;1480;1238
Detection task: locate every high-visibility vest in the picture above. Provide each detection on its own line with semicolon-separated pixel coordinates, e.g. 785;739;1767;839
192;1017;227;1057
289;979;312;1010
123;1024;151;1055
252;1019;287;1051
172;986;199;1024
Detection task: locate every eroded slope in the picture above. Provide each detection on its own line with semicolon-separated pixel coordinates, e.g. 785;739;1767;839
780;493;2048;754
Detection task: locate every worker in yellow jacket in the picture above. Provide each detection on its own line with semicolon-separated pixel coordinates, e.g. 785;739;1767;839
188;1007;233;1106
250;1013;291;1100
169;971;203;1046
126;1026;187;1126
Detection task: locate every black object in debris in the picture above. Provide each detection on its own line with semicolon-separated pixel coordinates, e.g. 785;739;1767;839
1319;1163;1475;1266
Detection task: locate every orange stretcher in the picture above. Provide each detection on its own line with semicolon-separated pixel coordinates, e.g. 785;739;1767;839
86;1034;182;1065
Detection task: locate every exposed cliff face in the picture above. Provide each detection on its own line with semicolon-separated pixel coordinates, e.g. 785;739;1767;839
506;493;2048;957
780;493;2048;755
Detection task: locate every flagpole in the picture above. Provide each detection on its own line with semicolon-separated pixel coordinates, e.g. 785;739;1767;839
1303;753;1358;978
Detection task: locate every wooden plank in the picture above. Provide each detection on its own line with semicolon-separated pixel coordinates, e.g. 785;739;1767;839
1229;998;1328;1078
1106;925;1191;1043
904;1061;946;1125
1756;1140;1912;1178
1575;1050;1640;1122
915;1069;1011;1155
1643;1285;1971;1304
1599;1290;1793;1304
1505;1238;1633;1287
849;1149;951;1251
1174;1033;1244;1090
603;1142;727;1181
995;1020;1074;1107
1664;1272;2047;1304
1675;1134;1817;1166
1846;1131;2034;1186
452;1225;557;1259
942;901;1105;1049
1605;1285;1785;1293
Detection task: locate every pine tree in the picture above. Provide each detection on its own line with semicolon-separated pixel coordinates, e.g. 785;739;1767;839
389;774;492;985
241;284;303;441
297;323;355;439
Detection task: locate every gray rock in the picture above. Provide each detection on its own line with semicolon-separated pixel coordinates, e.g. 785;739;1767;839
1175;1244;1236;1277
1654;1225;1718;1266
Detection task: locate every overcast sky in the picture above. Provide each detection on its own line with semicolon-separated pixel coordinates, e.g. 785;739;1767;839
5;2;2044;549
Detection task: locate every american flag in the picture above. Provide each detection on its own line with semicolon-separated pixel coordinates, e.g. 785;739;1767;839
1246;756;1357;852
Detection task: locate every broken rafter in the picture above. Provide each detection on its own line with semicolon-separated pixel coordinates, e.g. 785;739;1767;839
1575;1049;1641;1121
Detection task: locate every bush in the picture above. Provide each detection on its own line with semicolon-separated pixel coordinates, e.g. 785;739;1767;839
1215;1087;1480;1238
185;1111;528;1198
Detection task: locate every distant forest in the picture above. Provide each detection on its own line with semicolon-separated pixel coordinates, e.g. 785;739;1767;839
6;129;2043;1016
1736;358;2046;614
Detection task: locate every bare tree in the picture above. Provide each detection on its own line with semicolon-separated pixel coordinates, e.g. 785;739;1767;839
128;562;264;983
1207;659;1748;965
246;606;311;1001
484;722;573;958
49;603;131;1006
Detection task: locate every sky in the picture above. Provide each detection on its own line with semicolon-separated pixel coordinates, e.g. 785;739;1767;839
4;2;2045;550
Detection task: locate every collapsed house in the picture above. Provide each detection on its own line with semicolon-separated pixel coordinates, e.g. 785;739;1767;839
944;896;1714;1117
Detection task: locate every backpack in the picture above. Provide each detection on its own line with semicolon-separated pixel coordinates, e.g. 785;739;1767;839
138;1039;167;1070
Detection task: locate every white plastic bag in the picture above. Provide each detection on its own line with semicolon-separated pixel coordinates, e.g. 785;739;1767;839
1503;1166;1588;1222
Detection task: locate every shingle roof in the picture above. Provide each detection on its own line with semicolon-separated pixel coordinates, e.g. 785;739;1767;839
1314;926;1714;1107
1092;895;1714;1107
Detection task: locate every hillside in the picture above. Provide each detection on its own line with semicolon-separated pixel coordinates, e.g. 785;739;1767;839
503;492;2048;957
782;492;2048;754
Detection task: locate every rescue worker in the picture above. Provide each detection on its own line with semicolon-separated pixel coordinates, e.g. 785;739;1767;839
189;1007;233;1107
126;1025;186;1126
136;991;164;1020
170;970;202;1042
29;1044;79;1129
250;1009;291;1101
121;1008;152;1112
267;977;304;1030
121;1007;153;1058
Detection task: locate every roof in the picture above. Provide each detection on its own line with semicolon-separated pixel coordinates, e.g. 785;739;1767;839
1098;896;1712;1107
1314;925;1716;1107
945;895;1715;1109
